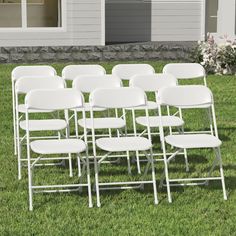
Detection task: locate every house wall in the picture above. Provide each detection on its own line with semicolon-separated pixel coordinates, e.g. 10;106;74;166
151;0;203;41
0;0;103;47
105;0;151;43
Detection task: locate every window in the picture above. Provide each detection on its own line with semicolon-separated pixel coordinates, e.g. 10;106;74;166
0;0;62;28
0;1;22;27
206;0;219;33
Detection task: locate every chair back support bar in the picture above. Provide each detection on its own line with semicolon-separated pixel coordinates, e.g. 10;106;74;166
90;87;147;108
25;89;84;110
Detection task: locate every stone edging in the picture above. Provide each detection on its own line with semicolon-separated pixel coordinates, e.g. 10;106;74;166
0;41;197;63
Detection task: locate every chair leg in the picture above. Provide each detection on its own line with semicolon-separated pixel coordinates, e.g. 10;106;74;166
150;149;158;205
13;118;17;155
94;155;101;207
16;117;21;180
207;108;214;135
68;153;73;177
12;84;17;156
136;151;141;174
85;151;93;208
75;115;79;138
180;126;189;172
77;155;82;177
27;157;33;211
183;148;189;172
17;139;22;180
126;151;131;175
216;148;227;200
164;158;172;203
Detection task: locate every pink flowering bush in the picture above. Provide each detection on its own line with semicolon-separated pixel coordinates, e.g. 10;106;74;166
193;34;236;75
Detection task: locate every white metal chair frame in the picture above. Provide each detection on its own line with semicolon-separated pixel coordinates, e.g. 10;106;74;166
15;76;65;180
25;88;92;211
89;87;158;207
129;74;188;174
11;66;57;155
157;85;227;203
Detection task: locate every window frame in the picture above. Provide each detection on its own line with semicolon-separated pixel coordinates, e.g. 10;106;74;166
0;0;66;32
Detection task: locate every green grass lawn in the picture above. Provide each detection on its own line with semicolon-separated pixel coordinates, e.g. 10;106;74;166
0;62;236;235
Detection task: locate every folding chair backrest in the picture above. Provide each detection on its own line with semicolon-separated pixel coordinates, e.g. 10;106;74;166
130;73;177;92
90;87;147;109
72;75;122;93
157;85;213;108
62;65;106;81
25;89;84;111
112;64;155;80
163;63;206;81
12;66;56;81
15;76;65;94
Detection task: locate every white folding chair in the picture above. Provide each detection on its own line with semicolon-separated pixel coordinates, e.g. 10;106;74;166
15;76;65;180
90;87;158;207
163;63;206;86
112;64;155;144
62;65;106;82
25;88;92;211
130;74;187;174
157;85;227;203
11;66;57;155
72;75;129;169
112;64;155;81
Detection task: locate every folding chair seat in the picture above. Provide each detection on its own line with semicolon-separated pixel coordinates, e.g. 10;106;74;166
18;104;53;113
72;75;123;138
157;85;227;203
165;134;222;149
129;74;187;174
15;76;65;180
136;116;184;128
20;119;67;131
11;66;57;155
78;117;126;130
25;88;92;211
31;139;86;155
62;64;106;82
90;87;158;207
96;137;152;152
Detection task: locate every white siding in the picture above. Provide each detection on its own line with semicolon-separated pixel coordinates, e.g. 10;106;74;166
0;0;103;47
151;0;203;41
